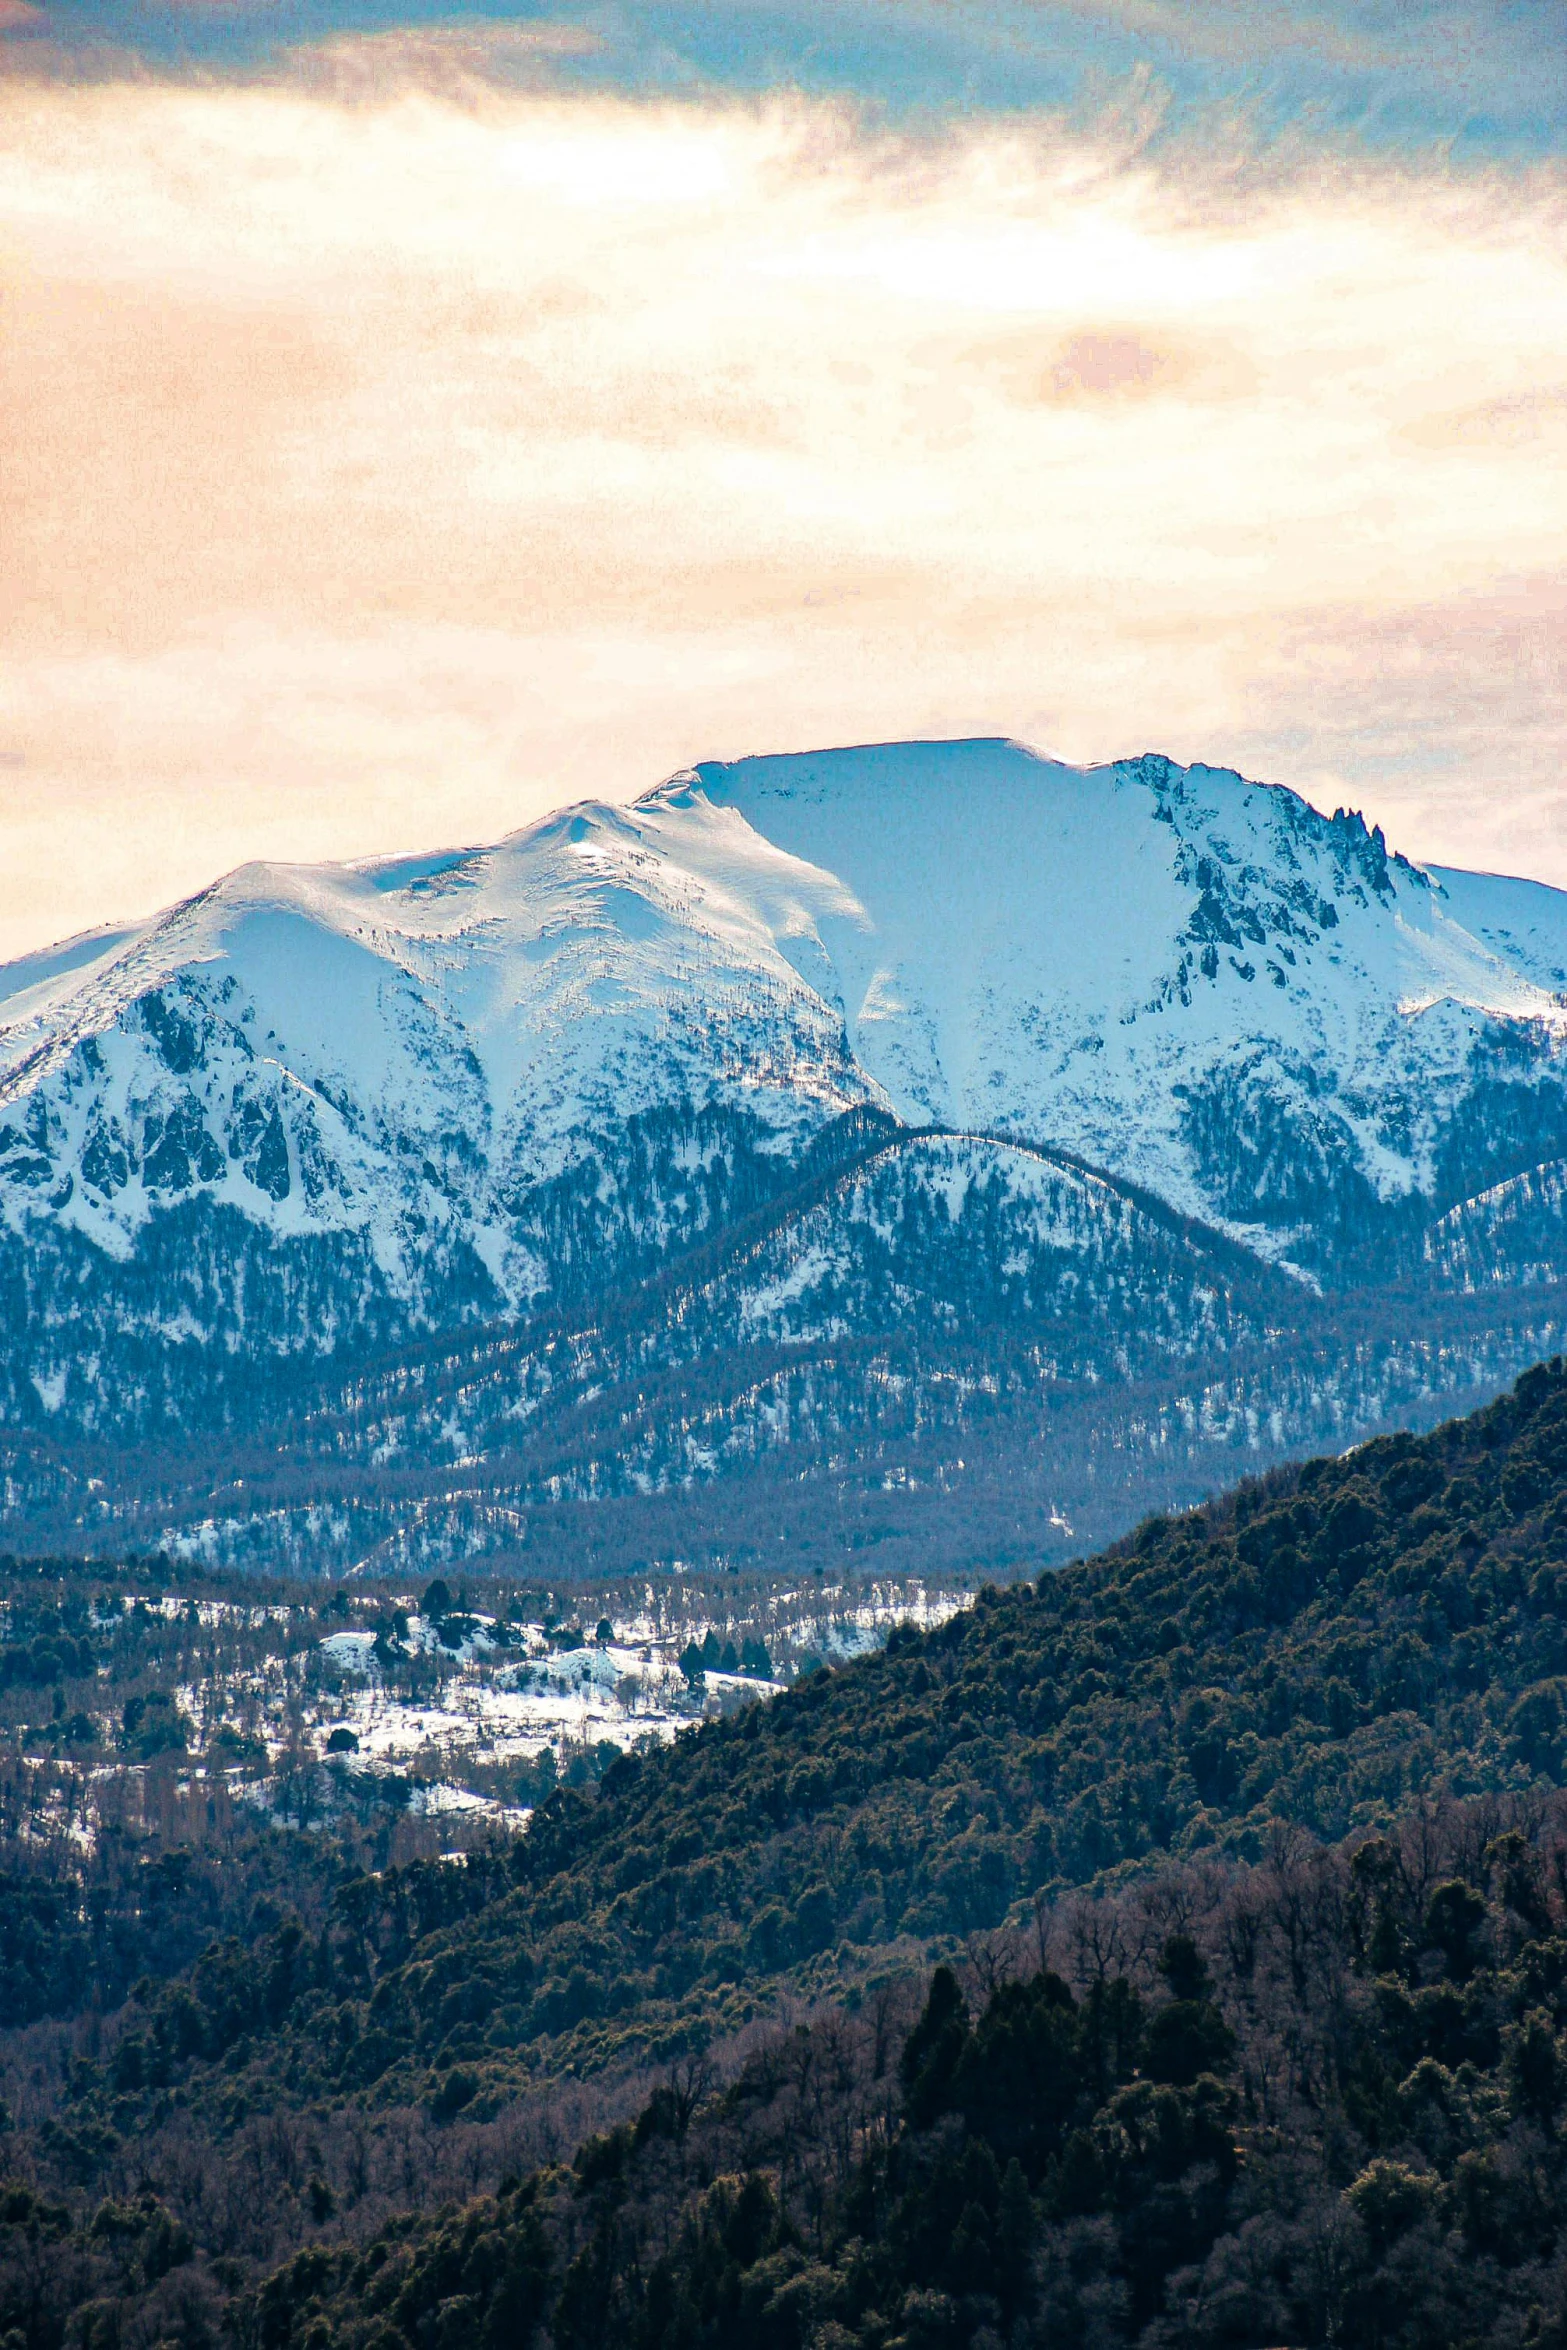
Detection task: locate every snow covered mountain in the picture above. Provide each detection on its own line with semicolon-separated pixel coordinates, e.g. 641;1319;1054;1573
4;738;1567;1567
670;744;1567;1259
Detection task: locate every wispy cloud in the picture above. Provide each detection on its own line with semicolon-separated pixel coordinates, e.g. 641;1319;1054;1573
0;44;1563;954
9;0;1566;152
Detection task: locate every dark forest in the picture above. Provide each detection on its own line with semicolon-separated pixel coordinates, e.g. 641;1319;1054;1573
17;1359;1567;2344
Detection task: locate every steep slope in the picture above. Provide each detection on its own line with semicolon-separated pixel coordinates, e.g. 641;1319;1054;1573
5;738;1567;1563
0;806;873;1344
7;742;1567;1315
666;744;1567;1265
10;1112;1566;1575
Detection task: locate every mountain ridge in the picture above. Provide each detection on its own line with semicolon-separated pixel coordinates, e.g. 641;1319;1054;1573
6;738;1567;1568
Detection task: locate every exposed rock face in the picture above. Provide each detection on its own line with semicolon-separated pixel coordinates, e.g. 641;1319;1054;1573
5;739;1567;1568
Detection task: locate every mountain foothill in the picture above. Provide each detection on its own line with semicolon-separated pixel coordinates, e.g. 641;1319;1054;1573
10;1363;1567;2345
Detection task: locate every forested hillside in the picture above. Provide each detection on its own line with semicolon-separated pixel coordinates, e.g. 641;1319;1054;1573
71;1350;1567;2118
15;1799;1567;2349
224;1803;1567;2350
16;1358;1567;2343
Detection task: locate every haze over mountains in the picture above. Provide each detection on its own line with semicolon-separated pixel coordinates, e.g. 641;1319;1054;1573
5;738;1567;1575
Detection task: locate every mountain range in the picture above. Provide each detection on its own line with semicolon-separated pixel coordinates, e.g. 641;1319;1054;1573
5;737;1567;1573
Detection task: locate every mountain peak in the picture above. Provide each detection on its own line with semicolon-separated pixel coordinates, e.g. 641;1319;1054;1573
5;736;1567;1566
1;733;1566;1374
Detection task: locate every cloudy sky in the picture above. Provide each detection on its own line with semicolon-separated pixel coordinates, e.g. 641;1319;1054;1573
1;0;1564;959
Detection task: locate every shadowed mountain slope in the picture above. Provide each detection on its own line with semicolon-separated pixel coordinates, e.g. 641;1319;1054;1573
7;740;1567;1567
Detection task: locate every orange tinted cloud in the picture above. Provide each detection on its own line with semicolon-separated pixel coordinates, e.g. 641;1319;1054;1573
0;65;1564;956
